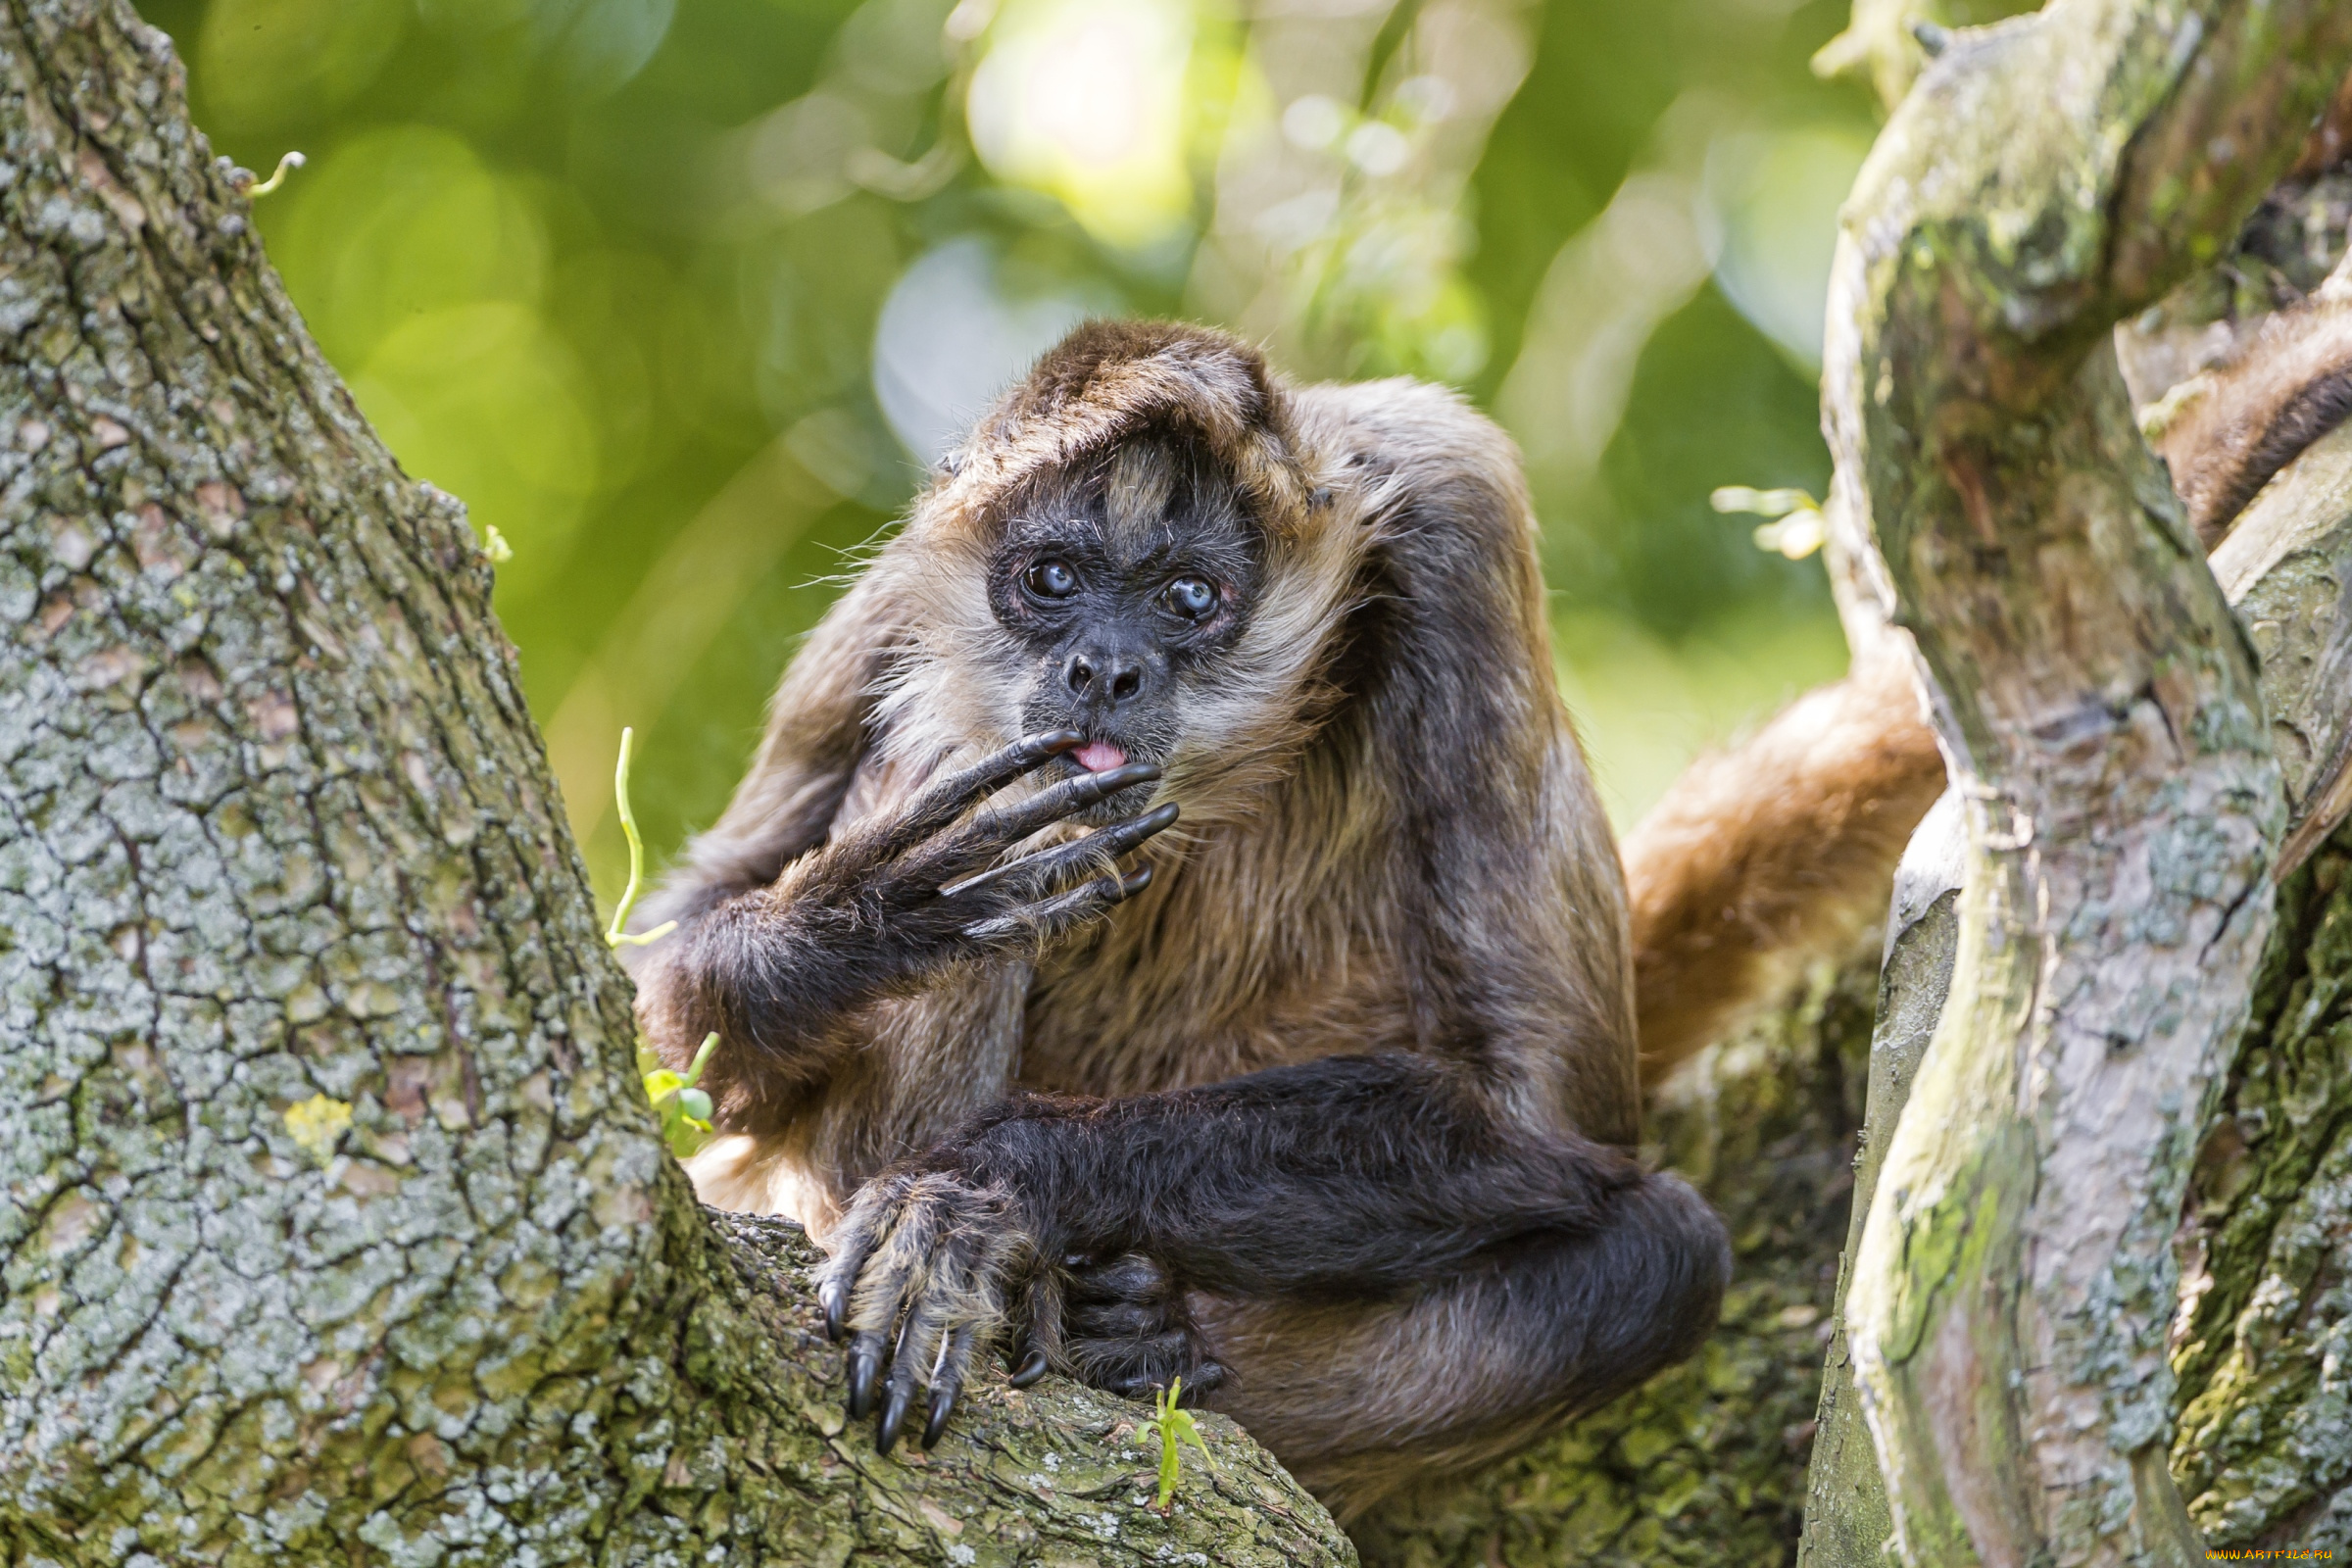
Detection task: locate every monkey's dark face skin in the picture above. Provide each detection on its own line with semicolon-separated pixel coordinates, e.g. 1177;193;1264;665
985;436;1262;822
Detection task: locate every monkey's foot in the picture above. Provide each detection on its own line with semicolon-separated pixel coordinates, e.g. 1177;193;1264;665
814;1171;1034;1456
1060;1251;1225;1403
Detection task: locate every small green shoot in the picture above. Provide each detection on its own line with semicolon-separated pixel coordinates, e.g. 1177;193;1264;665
639;1031;719;1158
1139;1377;1220;1511
606;726;677;950
482;524;513;564
246;149;306;197
1710;484;1827;560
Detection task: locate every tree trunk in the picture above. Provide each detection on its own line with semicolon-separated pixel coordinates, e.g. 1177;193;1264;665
1806;0;2352;1561
0;3;1354;1562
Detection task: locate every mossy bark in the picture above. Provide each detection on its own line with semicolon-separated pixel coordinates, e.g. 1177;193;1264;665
2167;827;2352;1553
0;3;1354;1563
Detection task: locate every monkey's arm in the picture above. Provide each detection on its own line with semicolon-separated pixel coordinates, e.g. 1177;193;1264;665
633;731;1173;1128
628;571;900;1087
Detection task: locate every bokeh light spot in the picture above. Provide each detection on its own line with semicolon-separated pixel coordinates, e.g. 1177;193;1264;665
873;236;1119;464
966;0;1196;247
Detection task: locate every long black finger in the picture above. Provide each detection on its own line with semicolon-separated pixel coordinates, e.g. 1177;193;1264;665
877;1254;960;1454
922;1321;981;1449
847;1329;887;1420
1177;1362;1227;1400
883;730;1084;852
961;762;1161;849
941;804;1178;902
962;865;1151;946
877;1382;914;1456
817;1279;850;1342
813;1207;888;1343
1066;1252;1176;1305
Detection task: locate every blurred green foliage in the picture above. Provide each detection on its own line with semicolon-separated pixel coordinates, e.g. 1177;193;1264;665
137;0;1881;897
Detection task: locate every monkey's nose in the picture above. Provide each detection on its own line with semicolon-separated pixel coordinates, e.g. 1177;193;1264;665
1063;653;1146;705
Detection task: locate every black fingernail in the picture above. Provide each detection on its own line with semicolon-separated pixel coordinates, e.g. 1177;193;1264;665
1118;865;1152;897
1088;762;1159;796
1008;1348;1050;1389
1038;729;1083;753
877;1386;913;1455
922;1388;956;1448
818;1282;847;1342
848;1348;880;1419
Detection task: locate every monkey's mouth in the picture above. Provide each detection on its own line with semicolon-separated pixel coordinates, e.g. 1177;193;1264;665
1051;734;1160;824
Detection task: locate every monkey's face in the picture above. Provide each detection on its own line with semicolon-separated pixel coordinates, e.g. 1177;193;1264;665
983;435;1261;822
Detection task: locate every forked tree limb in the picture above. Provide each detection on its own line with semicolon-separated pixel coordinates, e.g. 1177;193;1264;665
0;3;1352;1563
1815;0;2352;1563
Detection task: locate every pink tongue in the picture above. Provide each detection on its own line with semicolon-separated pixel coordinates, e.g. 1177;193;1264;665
1073;740;1128;772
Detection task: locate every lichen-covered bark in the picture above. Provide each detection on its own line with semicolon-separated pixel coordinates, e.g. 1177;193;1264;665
2168;825;2352;1553
0;3;1352;1563
1795;806;1962;1568
1349;954;1880;1568
1816;0;2352;1562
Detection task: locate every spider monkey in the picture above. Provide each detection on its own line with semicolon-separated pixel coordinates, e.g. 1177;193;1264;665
628;285;2352;1515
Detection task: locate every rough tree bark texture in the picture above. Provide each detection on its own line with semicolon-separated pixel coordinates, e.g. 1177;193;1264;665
1817;0;2352;1563
0;3;1354;1563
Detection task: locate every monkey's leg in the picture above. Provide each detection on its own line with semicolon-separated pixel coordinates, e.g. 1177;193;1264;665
1191;1169;1728;1524
816;1054;1724;1453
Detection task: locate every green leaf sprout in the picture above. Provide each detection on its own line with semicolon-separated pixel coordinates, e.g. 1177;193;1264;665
639;1031;719;1158
1138;1378;1220;1511
246;149;306;198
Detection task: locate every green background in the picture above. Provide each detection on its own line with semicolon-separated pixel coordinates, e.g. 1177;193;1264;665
133;0;1878;904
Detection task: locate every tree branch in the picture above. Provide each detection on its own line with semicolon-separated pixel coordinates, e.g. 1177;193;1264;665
1817;0;2352;1562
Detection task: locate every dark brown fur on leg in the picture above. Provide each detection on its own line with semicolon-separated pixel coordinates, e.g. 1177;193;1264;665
1192;1169;1729;1522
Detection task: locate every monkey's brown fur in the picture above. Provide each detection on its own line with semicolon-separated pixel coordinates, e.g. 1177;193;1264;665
1622;656;1948;1082
2148;279;2352;549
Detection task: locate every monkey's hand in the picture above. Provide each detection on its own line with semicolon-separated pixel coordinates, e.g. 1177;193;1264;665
797;728;1172;989
1058;1251;1226;1403
659;730;1175;1056
809;1167;1043;1454
810;1141;1225;1453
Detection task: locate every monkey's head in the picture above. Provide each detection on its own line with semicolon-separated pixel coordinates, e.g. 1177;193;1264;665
883;321;1369;829
980;432;1260;819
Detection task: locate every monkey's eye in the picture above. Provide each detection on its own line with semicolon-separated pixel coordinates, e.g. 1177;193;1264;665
1023;560;1080;600
1162;575;1218;620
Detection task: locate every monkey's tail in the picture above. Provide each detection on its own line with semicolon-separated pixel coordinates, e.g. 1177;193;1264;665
1621;656;1946;1086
